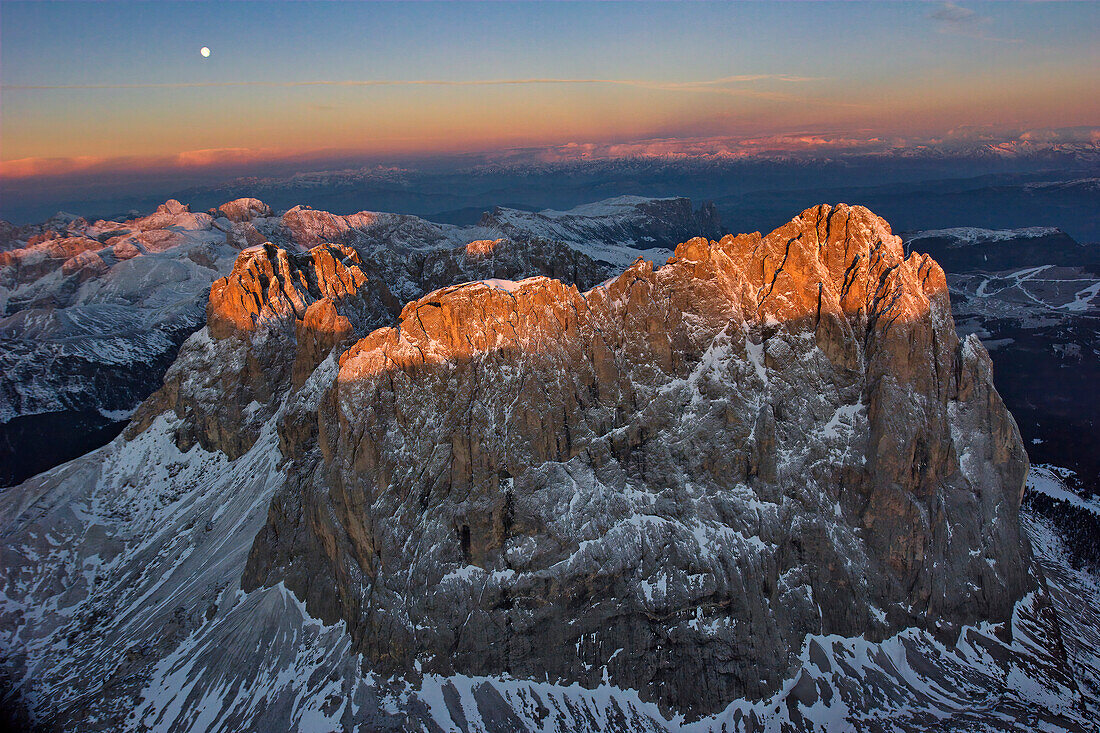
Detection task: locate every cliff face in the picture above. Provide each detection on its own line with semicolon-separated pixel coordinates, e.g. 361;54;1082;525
1;194;696;486
129;233;619;460
3;201;1076;732
227;204;1031;717
127;242;388;458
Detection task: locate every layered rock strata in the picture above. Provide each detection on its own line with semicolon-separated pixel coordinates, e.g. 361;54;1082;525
211;204;1034;717
2;193;664;484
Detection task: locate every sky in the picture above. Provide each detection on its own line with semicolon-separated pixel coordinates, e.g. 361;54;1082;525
1;1;1098;180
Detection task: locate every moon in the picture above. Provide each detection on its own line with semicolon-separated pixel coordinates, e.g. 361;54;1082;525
200;46;211;58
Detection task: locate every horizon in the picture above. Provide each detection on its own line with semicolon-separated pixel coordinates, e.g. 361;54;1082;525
2;1;1098;195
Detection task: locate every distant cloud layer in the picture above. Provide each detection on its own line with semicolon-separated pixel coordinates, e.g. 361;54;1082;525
928;2;1020;43
4;127;1096;181
1;147;282;179
489;127;1100;165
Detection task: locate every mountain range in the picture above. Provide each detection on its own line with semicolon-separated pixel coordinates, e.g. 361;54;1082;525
0;192;1095;726
0;196;720;487
0;197;1097;731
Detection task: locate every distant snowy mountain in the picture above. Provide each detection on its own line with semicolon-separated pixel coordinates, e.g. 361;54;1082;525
0;200;247;486
478;195;721;269
904;225;1094;271
0;195;720;485
907;225;1063;245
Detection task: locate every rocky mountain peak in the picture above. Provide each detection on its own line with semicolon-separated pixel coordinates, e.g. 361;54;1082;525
464;238;502;257
671;203;947;326
2;198;1079;730
128;239;398;457
280;205;380;248
156;199;190;216
225;203;1030;716
206;242;370;339
215;197;273;223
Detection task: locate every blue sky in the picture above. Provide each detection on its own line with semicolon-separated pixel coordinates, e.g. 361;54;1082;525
2;1;1097;176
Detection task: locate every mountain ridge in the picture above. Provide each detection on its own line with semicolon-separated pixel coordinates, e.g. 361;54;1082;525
123;202;1035;718
1;195;718;485
0;201;1095;731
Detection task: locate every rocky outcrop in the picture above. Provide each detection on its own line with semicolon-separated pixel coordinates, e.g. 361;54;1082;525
215;197;273;223
205;243;376;339
229;204;1032;717
0;236;104;300
129;242;389;458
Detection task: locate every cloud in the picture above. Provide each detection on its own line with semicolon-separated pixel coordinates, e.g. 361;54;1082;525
0;147;285;180
930;2;978;25
1018;126;1100;144
0;156;113;179
172;147;273;167
928;2;1020;43
4;126;1097;181
477;126;1100;165
480;133;905;165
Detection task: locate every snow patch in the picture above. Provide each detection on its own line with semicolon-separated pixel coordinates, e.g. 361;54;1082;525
909;226;1061;246
476;278;525;293
1027;464;1100;516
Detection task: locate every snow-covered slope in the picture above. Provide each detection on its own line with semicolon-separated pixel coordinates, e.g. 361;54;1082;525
3;204;1093;731
477;195;722;269
1;411;1093;731
906;226;1063;246
0;200;249;486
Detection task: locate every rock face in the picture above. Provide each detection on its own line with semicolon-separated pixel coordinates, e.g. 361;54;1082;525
127;242;384;459
2;195;705;486
0;204;1085;732
233;204;1031;717
250;202;637;307
215;197;273;222
902;225;1100;592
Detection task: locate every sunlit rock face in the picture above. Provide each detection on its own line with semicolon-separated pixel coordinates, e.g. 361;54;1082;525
0;203;1056;730
215;197;273;223
129;231;620;461
465;238;502;257
128;241;391;459
2;194;699;485
227;204;1032;717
